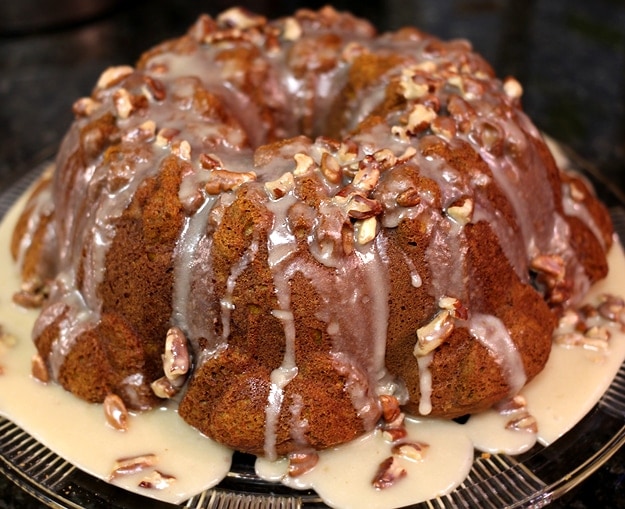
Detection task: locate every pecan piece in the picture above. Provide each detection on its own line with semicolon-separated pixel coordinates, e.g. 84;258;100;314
530;254;565;280
406;103;437;134
288;450;319;477
494;394;527;414
281;17;302;41
413;310;454;357
293;152;315;176
379;395;401;423
155;128;180;148
265;172;295;199
150;376;178;399
598;294;625;322
446;198;474;226
320;152;342;184
392;441;429;461
13;277;49;308
352;164;380;192
217;7;266;29
372;456;407;490
163;326;190;383
437;295;468;320
506;412;538;433
396;187;420;208
503;76;523;100
13;290;45;308
171;139;192;161
31;354;49;383
345;194;383;220
138;470;176;490
113;88;135;119
142;75;167;101
109;453;158;481
104;393;129;431
96;65;133;89
354;216;378;245
72;97;101;117
204;169;256;194
382;426;408;443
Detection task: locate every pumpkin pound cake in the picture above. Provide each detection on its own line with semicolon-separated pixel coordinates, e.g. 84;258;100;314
10;6;613;462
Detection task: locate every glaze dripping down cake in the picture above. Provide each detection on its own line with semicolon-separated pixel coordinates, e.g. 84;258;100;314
10;6;613;459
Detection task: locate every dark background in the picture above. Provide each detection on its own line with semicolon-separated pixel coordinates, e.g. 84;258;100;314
1;0;625;507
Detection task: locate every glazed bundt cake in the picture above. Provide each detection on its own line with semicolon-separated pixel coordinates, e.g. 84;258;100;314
11;6;613;458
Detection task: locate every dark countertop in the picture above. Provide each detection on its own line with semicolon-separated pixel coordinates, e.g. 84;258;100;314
1;1;625;507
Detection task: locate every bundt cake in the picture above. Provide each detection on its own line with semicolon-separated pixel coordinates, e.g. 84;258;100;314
10;6;613;459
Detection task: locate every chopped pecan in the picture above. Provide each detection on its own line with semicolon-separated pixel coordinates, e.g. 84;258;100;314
345;194;383;220
204;169;256;194
406;104;437;134
113;88;135;119
288;450;319;477
142;75;167;101
96;66;133;89
438;295;469;320
138;470;176;490
352;164;380;193
150;376;178;399
320;152;342;184
382;426;408;443
446;198;473;226
31;354;49;383
109;453;158;481
281;17;302;41
171;140;192;161
265;172;295;199
155;128;180;148
355;216;378;245
494;394;527;414
503;76;523;100
391;441;429;461
598;294;625;322
414;310;454;357
372;456;407;490
396;187;421;208
72;97;101;117
379;395;401;423
217;7;266;30
506;412;537;433
163;327;190;382
293;152;315;176
13;290;46;308
530;254;565;280
104;394;129;431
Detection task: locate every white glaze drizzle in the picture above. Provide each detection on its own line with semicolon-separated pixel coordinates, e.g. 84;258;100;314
220;239;259;340
468;313;527;395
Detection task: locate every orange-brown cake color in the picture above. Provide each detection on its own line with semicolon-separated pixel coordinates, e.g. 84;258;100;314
10;6;613;457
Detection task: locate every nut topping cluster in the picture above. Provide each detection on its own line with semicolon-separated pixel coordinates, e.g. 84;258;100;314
372;395;430;489
553;294;625;352
494;394;537;434
12;277;49;309
530;253;569;305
